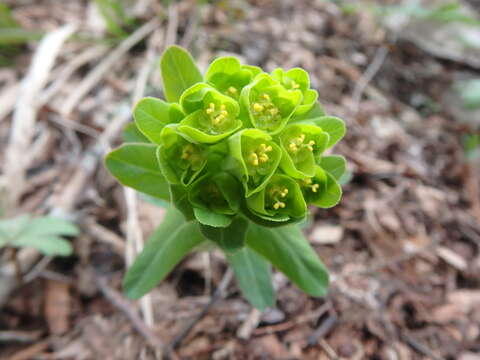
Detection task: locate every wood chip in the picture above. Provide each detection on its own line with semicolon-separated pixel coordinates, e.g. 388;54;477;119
436;246;468;271
44;279;71;335
310;225;344;244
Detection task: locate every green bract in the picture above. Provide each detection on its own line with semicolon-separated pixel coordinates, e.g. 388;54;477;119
228;129;282;197
241;73;302;134
205;57;261;99
105;46;348;311
271;68;318;115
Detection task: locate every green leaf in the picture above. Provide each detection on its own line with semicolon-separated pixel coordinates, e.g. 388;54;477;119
194;207;232;227
313;116;346;149
105;143;170;201
200;216;249;253
246;224;329;297
123;122;150;143
227;246;275;310
133;97;184;144
13;235;72;256
23;217;79;237
320;155;346;180
0;215;77;256
160;45;203;103
123;207;205;299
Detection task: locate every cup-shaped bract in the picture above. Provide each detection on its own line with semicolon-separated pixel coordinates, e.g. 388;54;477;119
271;68;318;116
241;74;302;134
299;166;342;208
205;57;261;100
189;173;241;215
157;126;207;186
228;129;282;197
246;174;307;222
179;83;242;143
279;123;330;179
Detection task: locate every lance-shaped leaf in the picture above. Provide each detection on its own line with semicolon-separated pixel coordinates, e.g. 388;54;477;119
246;223;329;297
205;56;261;99
312;116;346;149
160;45;203;103
133;97;184;144
240;73;302;134
279;123;329;179
246;174;307;222
228;129;282;197
105;143;170;201
178;83;242;143
123;207;205;299
299;166;342;208
320;155;346;180
189;173;241;227
200;216;249;253
271;67;318;115
157;125;207;186
227;246;275;310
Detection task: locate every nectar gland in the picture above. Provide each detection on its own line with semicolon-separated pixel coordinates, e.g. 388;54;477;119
227;86;238;96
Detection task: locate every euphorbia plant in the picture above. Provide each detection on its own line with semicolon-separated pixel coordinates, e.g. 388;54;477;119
105;46;346;310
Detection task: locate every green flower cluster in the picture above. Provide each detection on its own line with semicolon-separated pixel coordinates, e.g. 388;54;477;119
105;46;346;309
108;46;346;229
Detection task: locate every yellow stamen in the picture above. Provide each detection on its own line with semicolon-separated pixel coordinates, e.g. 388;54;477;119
228;86;237;94
265;145;273;152
262;94;270;101
280;188;289;197
209;103;215;109
250;153;259;166
289;143;298;152
259;154;269;163
299;134;305;142
311;184;320;193
273;201;286;210
253;103;264;112
291;81;300;89
220;104;226;111
206;108;214;114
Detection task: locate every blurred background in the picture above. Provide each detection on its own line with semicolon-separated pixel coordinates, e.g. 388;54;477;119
0;0;479;359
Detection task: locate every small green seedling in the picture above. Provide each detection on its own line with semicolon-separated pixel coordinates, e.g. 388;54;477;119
105;46;347;310
0;215;78;256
